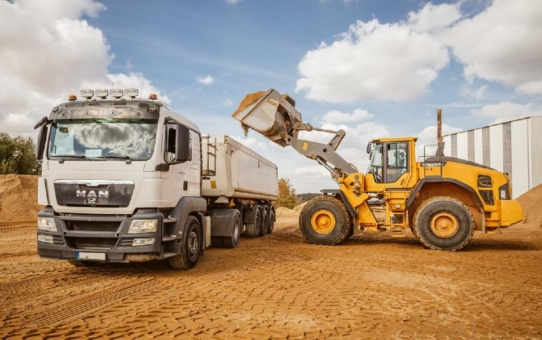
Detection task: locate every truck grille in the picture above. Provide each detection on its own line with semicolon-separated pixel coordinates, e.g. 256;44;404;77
65;221;121;232
66;237;118;250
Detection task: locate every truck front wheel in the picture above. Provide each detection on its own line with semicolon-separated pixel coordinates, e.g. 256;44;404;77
169;216;201;269
299;196;351;245
413;196;474;251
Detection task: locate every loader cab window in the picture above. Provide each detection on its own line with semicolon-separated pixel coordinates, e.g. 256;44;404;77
367;142;408;183
165;124;192;162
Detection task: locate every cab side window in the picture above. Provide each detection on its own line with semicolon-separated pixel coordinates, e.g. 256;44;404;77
386;142;408;183
165;123;192;162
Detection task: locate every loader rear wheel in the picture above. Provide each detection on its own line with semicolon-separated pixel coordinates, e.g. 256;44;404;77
299;196;351;245
413;196;474;251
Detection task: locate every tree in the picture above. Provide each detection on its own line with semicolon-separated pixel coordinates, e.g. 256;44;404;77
0;133;41;175
277;177;297;209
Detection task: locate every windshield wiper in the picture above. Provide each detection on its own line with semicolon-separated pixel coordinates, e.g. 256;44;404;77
91;155;133;164
53;155;90;164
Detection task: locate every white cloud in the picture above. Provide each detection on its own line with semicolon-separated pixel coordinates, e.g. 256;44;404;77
442;0;542;94
222;99;234;106
225;0;241;3
407;2;461;33
196;75;214;86
460;84;489;101
125;58;133;69
0;0;164;136
295;14;450;103
473;102;542;124
321;109;373;124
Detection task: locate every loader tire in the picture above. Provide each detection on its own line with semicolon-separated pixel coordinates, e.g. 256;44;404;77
413;196;474;251
169;216;201;269
299;196;351;245
245;206;262;237
259;207;269;236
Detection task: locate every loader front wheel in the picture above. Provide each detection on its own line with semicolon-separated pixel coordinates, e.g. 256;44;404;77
299;196;351;245
413;196;474;251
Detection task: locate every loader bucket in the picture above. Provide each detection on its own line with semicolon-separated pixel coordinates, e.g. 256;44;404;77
231;89;302;147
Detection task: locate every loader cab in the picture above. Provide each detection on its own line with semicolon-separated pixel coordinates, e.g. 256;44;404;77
365;137;417;190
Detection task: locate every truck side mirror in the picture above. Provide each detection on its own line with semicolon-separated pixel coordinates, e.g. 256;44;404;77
175;125;190;162
36;125;48;160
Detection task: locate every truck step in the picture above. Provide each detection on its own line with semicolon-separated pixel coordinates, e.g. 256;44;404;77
162;235;177;242
164;218;177;224
162;252;176;258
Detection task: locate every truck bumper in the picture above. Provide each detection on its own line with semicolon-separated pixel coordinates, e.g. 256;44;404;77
36;207;168;263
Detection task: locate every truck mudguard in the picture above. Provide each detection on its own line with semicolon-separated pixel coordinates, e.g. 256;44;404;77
210;209;239;237
169;197;207;248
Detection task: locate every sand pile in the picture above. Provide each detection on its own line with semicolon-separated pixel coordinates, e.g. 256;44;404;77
517;184;542;227
232;91;266;116
275;206;298;216
0;175;43;222
294;202;307;212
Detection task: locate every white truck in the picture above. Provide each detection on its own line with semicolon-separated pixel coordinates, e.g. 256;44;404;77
34;88;278;269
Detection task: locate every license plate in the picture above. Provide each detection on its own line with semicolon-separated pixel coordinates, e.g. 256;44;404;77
76;252;106;261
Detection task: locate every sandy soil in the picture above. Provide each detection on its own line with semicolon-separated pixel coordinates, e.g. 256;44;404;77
1;215;541;339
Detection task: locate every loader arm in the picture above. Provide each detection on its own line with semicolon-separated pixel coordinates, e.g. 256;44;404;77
231;89;357;180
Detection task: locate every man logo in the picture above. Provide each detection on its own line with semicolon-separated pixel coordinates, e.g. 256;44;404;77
76;190;109;198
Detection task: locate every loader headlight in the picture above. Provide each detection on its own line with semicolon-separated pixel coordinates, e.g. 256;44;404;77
37;217;57;232
128;219;157;234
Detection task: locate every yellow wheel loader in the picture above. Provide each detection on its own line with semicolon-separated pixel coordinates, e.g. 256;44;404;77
232;89;523;251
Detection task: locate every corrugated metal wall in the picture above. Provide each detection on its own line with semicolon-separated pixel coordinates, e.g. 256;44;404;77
440;116;541;198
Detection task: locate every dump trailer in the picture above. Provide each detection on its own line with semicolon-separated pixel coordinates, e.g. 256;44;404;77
34;88;278;269
232;89;523;251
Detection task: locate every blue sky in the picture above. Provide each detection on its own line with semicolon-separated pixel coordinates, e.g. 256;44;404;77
1;0;541;193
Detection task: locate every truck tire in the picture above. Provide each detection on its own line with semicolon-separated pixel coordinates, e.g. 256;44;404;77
245;206;262;237
267;207;275;234
169;216;201;269
211;236;223;247
222;210;241;248
413;196;474;251
259;206;269;236
299;196;351;245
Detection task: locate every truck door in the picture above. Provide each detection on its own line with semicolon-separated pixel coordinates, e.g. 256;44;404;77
161;123;201;205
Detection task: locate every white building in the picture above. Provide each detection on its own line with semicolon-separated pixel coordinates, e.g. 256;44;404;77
443;116;542;199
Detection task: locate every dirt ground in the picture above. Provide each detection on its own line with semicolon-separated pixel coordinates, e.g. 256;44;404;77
1;212;541;339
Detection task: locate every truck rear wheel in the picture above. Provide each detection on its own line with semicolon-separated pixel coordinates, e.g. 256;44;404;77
413;196;474;251
245;206;262;237
222;210;241;248
267;208;275;234
299;196;351;245
259;207;269;236
169;216;201;269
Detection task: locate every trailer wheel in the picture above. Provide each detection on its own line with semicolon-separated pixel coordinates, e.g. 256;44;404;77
245;206;262;237
267;208;275;234
169;216;201;269
413;196;474;251
299;196;351;245
259;207;269;236
222;210;241;248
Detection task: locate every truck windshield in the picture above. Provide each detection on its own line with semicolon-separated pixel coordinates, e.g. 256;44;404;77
48;118;158;161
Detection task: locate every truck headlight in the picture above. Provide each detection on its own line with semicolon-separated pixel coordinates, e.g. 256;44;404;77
132;238;155;246
38;217;57;232
37;234;54;244
128;219;157;234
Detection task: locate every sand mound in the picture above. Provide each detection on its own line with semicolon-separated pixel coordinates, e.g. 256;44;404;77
0;174;43;222
275;206;298;216
517;184;542;227
294;202;307;212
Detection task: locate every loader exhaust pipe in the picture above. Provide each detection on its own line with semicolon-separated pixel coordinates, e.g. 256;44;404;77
231;89;302;147
436;108;444;157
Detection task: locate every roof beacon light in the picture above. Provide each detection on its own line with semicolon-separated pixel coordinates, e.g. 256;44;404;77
148;93;157;100
80;89;94;99
124;88;139;98
68;95;77;101
110;89;124;99
95;89;108;99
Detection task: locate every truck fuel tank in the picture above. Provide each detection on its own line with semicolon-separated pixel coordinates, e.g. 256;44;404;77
231;89;302;147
